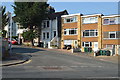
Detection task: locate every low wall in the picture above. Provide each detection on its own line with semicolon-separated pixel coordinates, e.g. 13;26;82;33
2;40;9;58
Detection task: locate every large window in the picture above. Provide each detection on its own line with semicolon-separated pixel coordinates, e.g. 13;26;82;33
47;32;49;39
103;31;120;39
42;20;50;28
43;32;45;39
64;28;77;35
103;17;120;25
82;17;98;24
64;16;77;23
82;30;98;37
82;42;92;47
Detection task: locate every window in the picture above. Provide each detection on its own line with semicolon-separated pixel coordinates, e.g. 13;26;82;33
109;32;116;39
82;30;98;37
53;31;56;37
64;16;77;23
43;33;45;39
82;42;92;47
82;17;98;24
103;31;120;39
103;17;120;25
47;21;49;27
64;28;77;35
42;20;49;28
47;32;49;39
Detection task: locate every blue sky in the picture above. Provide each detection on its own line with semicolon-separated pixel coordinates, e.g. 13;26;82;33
1;2;118;15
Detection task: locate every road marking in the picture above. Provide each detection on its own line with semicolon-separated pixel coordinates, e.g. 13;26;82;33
3;59;32;67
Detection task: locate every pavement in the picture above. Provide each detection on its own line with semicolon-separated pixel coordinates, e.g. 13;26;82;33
33;47;118;64
1;51;31;66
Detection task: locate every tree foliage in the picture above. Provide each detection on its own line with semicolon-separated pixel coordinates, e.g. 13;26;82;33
12;2;50;46
22;30;36;41
12;2;49;28
2;6;8;30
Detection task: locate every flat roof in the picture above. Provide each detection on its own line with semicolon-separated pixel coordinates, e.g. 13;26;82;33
102;15;120;18
81;14;103;17
61;13;81;17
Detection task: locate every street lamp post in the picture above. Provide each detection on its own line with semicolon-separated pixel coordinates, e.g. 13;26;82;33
9;13;13;56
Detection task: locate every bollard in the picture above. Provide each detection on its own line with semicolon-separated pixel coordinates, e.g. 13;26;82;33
71;48;74;53
94;52;96;57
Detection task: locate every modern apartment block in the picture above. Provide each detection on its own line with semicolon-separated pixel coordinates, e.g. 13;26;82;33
61;13;120;55
102;15;120;55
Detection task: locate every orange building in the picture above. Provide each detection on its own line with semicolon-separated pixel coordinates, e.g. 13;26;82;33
61;14;120;55
102;15;120;55
61;13;82;49
81;14;103;52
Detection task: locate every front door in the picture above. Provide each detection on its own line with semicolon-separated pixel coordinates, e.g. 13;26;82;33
93;42;98;52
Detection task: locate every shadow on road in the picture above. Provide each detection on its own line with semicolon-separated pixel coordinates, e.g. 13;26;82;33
12;47;45;54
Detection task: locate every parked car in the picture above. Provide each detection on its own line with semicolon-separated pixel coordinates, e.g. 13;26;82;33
8;38;18;45
63;45;72;50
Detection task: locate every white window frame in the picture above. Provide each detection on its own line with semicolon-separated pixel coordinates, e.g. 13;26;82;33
43;32;46;40
82;17;98;24
106;45;113;49
47;32;49;39
82;30;98;37
64;28;78;35
103;17;120;25
82;42;92;47
42;20;50;28
64;16;77;23
109;32;116;39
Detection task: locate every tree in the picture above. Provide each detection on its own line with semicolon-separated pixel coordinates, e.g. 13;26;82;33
12;2;49;46
22;30;36;45
2;6;8;30
1;6;8;38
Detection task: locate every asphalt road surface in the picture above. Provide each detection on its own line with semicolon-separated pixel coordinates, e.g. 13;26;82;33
2;45;119;79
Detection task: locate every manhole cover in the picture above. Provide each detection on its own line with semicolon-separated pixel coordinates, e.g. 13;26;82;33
42;66;62;70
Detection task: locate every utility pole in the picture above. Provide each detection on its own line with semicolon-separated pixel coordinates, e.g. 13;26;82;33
9;12;12;56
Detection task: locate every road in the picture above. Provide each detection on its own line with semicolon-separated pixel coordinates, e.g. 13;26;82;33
2;45;118;79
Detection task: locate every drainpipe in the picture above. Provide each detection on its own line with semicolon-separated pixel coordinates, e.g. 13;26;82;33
56;17;59;48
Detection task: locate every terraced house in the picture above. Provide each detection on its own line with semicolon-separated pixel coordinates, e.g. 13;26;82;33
102;15;120;55
61;13;82;49
81;14;103;53
61;13;120;55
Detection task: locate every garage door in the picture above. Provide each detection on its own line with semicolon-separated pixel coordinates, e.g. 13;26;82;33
64;40;72;45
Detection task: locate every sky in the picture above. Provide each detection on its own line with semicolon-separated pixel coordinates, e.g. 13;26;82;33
1;2;118;15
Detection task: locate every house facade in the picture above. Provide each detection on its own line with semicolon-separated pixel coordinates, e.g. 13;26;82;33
4;12;17;38
81;14;102;52
40;10;68;48
102;15;120;55
61;13;82;49
61;13;120;55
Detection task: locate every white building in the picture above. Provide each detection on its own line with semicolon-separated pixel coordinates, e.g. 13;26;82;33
4;12;17;38
40;10;68;48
